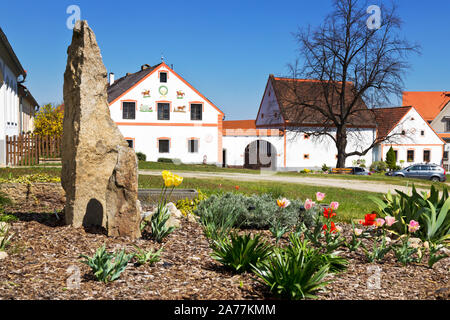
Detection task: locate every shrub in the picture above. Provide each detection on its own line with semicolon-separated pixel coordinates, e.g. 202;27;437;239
210;232;273;273
176;190;208;216
196;193;309;230
200;207;241;241
321;164;330;172
252;243;330;300
370;161;387;173
386;147;396;171
79;245;134;283
157;158;182;164
136;152;147;161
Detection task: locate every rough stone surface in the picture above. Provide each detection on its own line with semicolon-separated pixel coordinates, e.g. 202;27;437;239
0;251;8;260
141;203;183;229
62;20;141;239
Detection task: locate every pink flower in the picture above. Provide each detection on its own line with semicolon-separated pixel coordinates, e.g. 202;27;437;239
304;199;315;210
330;202;339;210
385;216;397;227
374;218;385;228
354;228;363;236
408;220;420;233
316;192;326;202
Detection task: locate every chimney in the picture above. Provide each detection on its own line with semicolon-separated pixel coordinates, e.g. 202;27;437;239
109;72;115;85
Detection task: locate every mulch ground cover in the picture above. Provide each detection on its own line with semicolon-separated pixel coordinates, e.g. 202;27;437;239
0;200;448;300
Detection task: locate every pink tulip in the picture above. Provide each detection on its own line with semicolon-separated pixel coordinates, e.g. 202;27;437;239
408;220;420;233
374;218;385;228
354;228;363;236
385;216;397;227
304;199;315;210
330;202;339;210
316;192;326;202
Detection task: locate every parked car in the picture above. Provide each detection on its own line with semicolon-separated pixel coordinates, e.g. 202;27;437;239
348;167;370;175
385;164;446;182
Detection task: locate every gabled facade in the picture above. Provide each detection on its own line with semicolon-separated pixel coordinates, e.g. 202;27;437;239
223;75;378;170
373;106;444;166
403;91;450;169
107;62;224;164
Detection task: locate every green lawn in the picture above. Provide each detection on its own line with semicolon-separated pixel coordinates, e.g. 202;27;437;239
138;174;383;223
138;161;259;174
276;171;448;188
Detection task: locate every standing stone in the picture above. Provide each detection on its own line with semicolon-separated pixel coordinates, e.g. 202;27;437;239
62;20;141;239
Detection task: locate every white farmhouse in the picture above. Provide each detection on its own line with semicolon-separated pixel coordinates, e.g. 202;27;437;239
0;27;39;165
107;62;224;164
107;66;445;170
373;106;445;166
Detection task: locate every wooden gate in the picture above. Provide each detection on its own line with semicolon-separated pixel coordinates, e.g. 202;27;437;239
5;134;62;166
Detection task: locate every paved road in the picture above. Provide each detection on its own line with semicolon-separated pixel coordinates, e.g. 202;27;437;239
138;169;431;195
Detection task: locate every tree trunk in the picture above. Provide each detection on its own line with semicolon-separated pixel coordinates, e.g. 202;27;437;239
336;125;347;168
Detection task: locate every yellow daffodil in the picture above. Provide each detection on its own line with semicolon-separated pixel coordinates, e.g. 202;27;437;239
164;175;175;187
173;175;183;187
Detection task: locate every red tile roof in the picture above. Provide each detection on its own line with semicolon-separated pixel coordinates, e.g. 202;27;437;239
222;120;256;130
373;106;412;139
402;92;450;122
222;120;282;136
270;76;376;127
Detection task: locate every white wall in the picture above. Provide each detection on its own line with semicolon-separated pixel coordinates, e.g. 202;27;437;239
380;108;444;166
109;63;223;164
223;127;375;170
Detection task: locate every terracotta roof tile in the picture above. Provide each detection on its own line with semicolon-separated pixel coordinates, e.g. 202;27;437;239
270;76;376;127
402;92;450;122
222;120;256;130
373;106;412;139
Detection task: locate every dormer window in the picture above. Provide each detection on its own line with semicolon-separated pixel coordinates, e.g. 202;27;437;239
159;72;167;83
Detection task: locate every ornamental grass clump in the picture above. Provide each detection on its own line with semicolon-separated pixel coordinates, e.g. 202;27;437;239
210;232;273;273
80;245;134;283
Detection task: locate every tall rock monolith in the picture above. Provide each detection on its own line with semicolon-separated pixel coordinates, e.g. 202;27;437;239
62;20;141;239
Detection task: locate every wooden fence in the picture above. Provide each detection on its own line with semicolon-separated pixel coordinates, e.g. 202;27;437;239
5;133;62;166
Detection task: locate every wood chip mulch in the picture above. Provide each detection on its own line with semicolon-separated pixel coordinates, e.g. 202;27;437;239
0;211;448;300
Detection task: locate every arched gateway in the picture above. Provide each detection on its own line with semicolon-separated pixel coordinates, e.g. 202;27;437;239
244;140;277;170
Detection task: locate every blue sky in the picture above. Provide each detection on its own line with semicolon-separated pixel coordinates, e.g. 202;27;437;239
1;0;450;120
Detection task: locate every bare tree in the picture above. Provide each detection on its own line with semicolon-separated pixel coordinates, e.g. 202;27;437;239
282;0;419;168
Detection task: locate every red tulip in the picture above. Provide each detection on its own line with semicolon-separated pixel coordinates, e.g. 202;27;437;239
360;212;377;226
323;208;336;219
323;221;337;233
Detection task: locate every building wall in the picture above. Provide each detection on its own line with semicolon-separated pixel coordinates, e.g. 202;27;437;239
255;78;283;127
0;55;20;165
19;96;35;133
379;108;444;166
430;101;450;133
109;64;223;164
223;127;375;170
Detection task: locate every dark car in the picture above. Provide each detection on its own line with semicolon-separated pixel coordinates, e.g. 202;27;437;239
348;167;370;175
385;164;446;182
